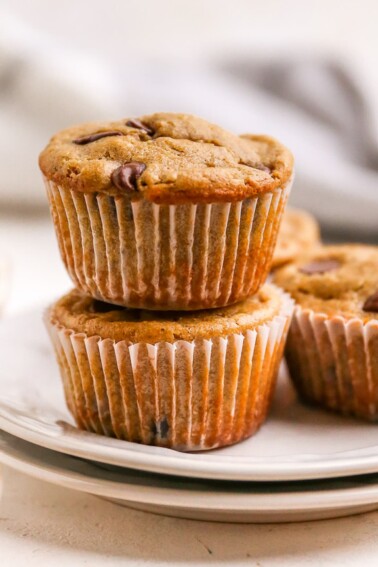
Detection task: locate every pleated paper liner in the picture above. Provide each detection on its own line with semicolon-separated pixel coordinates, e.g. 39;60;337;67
44;177;292;310
45;291;294;451
286;307;378;421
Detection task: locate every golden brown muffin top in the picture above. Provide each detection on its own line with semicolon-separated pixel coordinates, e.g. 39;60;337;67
48;284;289;343
272;208;321;269
274;244;378;322
39;113;293;204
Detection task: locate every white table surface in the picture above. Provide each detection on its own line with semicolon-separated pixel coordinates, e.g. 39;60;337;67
1;211;378;566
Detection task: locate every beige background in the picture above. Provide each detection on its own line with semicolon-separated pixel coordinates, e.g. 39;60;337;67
3;0;378;65
1;2;378;565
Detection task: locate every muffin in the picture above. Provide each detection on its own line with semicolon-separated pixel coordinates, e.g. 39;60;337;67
272;208;321;269
39;113;294;310
274;244;378;420
45;284;293;451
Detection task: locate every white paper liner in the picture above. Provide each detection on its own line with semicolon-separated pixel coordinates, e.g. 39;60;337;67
285;306;378;421
46;291;294;451
44;177;292;310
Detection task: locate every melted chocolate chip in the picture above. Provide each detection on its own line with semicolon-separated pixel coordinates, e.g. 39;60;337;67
152;417;170;438
299;259;340;275
73;131;123;145
92;300;125;313
111;162;146;192
126;119;154;136
363;291;378;312
160;418;170;438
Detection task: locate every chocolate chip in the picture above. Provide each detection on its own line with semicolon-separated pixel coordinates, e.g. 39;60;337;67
111;162;146;192
91;300;124;313
73;131;123;145
363;291;378;312
152;418;170;438
299;260;340;275
126;119;154;136
160;417;169;438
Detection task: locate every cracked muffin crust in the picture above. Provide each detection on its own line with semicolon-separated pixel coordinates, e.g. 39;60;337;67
274;244;378;421
46;285;293;449
39;112;293;204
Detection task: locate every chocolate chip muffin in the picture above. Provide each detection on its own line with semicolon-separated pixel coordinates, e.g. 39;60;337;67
272;208;321;269
40;113;294;310
274;244;378;420
46;284;293;450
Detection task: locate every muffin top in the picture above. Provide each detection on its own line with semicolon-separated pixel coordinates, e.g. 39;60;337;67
272;208;321;269
49;284;290;343
39;113;293;204
274;244;378;322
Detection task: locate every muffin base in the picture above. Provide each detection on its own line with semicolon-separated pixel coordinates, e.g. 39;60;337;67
286;307;378;421
44;177;292;310
46;292;293;451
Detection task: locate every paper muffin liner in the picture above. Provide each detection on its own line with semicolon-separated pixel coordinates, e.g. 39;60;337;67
44;177;292;310
285;306;378;421
45;292;294;451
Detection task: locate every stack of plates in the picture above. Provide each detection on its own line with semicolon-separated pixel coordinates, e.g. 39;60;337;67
0;309;378;523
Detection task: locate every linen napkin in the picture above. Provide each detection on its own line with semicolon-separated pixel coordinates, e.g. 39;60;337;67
1;13;377;238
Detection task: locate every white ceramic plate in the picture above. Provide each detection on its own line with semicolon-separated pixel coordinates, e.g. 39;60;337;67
1;429;378;523
1;309;378;482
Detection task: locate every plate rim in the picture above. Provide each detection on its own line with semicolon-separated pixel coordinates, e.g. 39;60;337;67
1;429;378;514
1;406;378;482
2;308;378;483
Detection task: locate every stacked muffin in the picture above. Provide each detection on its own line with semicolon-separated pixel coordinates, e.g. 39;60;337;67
39;113;294;450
